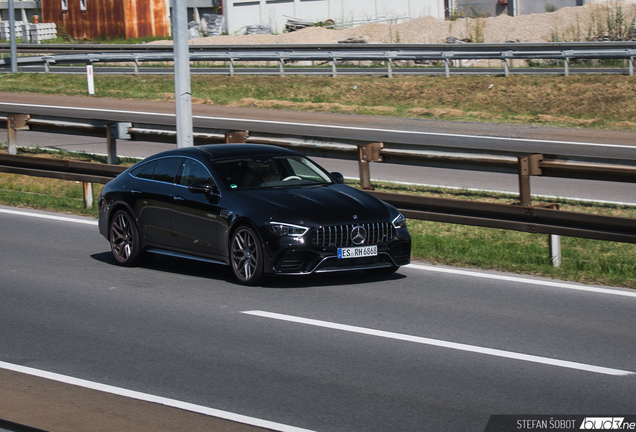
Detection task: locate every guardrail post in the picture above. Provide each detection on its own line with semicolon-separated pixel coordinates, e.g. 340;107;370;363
134;55;139;76
106;124;117;165
278;59;285;77
83;181;93;208
518;154;543;206
387;59;393;79
630;56;634;77
44;59;50;73
7;114;30;155
502;51;513;77
444;58;450;78
229;59;235;77
357;142;383;190
332;58;338;78
225;131;249;143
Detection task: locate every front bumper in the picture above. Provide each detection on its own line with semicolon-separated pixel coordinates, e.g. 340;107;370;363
266;238;412;275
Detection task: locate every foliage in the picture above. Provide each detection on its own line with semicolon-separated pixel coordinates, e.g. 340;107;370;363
545;3;557;13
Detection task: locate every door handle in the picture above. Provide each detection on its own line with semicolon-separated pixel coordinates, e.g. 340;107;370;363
173;196;185;202
131;189;142;195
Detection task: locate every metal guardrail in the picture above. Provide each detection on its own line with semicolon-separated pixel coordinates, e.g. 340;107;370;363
4;113;636;195
1;152;635;245
1;42;636;77
2;106;636;249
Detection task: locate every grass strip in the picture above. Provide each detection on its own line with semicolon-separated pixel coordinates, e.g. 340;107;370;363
1;73;636;130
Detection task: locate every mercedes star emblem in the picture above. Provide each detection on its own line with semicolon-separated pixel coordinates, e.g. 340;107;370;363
351;226;367;245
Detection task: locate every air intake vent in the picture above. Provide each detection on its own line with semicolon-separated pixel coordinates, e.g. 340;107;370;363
313;223;395;248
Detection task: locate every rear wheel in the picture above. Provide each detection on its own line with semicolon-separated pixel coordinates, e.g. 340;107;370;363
109;210;144;266
230;226;264;285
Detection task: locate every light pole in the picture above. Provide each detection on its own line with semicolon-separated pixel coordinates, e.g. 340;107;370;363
9;0;18;73
172;0;193;148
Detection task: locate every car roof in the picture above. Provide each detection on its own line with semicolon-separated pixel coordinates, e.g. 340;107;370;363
145;144;300;162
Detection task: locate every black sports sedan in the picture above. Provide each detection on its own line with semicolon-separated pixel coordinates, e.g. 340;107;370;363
98;144;411;285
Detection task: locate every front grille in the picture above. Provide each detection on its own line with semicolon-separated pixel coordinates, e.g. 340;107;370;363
313;222;395;248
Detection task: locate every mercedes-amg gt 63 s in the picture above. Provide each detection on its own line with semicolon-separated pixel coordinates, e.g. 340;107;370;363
98;144;411;285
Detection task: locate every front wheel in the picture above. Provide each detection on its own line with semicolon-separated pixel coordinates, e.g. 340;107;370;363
230;226;264;285
109;210;144;266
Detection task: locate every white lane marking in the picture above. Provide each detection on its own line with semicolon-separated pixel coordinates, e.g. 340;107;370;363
1;102;634;150
406;264;636;299
242;310;634;377
0;208;98;225
0;361;315;432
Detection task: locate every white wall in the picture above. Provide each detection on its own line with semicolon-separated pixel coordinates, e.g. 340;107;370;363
222;0;445;35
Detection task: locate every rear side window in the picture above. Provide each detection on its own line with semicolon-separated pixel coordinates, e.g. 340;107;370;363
130;158;180;184
131;161;156;179
152;158;181;183
177;159;211;186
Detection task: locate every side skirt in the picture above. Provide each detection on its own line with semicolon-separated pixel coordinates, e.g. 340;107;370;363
146;249;228;266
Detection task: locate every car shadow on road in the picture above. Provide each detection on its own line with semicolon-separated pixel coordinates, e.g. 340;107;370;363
91;251;407;289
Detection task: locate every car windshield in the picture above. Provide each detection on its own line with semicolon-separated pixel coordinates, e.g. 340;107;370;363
213;155;333;190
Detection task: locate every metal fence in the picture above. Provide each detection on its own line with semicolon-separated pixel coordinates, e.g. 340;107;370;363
1;42;636;77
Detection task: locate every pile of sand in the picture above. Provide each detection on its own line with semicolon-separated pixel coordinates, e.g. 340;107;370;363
148;1;636;45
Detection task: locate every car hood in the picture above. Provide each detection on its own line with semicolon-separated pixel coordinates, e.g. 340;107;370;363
230;184;391;225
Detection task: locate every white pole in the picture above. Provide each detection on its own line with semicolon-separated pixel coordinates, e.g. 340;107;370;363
86;62;95;95
549;234;562;268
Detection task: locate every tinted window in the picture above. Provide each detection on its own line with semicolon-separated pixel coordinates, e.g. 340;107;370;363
152;158;180;184
177;159;211;187
130;160;157;180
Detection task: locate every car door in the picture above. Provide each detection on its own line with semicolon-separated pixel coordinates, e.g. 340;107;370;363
131;157;181;248
170;158;223;258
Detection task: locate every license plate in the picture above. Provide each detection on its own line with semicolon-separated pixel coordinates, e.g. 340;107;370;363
338;245;378;259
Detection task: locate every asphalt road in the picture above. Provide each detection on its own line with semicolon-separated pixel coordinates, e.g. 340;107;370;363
1;206;635;431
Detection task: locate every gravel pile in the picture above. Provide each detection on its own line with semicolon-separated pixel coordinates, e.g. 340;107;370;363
149;1;636;46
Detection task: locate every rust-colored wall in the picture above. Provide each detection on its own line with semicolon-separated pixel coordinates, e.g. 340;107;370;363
123;0;170;39
42;0;169;40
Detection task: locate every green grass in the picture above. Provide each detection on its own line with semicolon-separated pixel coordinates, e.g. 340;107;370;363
2;73;636;130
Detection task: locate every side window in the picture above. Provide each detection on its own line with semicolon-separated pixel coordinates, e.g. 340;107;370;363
177;159;211;187
288;158;322;181
130;160;157;180
152;158;180;184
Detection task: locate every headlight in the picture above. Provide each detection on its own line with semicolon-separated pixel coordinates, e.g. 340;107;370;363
392;213;406;229
268;222;309;237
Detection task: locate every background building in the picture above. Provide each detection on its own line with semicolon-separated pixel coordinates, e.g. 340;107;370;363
219;0;445;35
41;0;170;40
1;0;635;40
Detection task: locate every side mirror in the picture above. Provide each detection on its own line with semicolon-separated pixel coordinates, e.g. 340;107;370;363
188;180;219;195
330;172;344;183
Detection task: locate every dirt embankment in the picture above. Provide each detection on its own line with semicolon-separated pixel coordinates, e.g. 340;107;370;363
149;2;636;45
